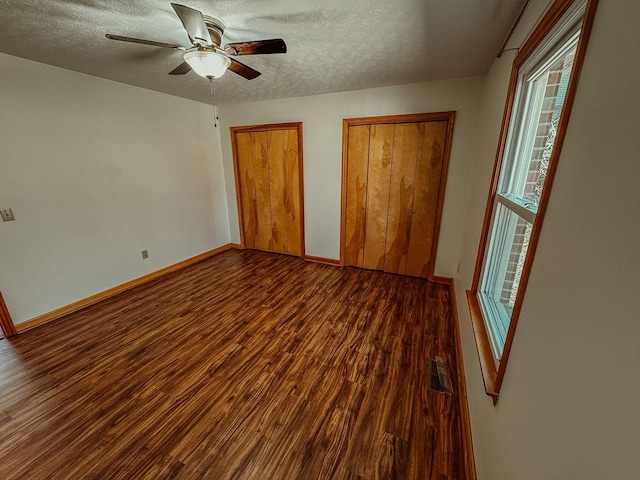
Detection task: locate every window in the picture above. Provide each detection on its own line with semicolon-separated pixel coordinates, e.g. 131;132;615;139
468;0;598;401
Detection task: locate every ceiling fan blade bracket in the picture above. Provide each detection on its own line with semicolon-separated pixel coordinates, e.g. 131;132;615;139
171;3;213;46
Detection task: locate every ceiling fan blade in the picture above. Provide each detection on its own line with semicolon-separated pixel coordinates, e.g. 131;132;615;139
169;62;192;75
171;3;212;46
224;38;287;56
105;34;184;50
228;58;261;80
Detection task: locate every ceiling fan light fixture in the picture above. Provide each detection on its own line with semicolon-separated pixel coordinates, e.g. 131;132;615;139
184;50;231;78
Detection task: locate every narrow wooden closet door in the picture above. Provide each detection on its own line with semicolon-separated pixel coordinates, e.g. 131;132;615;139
405;121;448;277
252;131;273;251
268;130;287;253
362;124;394;270
383;123;420;274
283;129;302;256
344;125;370;267
236;132;260;249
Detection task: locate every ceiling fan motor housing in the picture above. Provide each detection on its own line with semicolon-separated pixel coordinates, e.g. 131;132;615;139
202;15;225;46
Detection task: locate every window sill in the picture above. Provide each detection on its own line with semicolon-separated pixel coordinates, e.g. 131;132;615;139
466;290;500;404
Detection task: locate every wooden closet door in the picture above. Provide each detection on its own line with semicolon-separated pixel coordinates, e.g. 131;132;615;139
342;113;454;280
251;132;273;252
344;125;370;267
383;123;420;274
236;132;258;249
362;124;394;270
283;129;302;256
405;121;448;277
233;123;305;258
268;130;287;254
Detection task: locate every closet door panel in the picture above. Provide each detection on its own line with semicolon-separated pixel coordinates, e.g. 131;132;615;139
406;121;448;278
283;129;302;256
267;130;287;254
233;123;304;258
344;125;370;267
383;123;419;275
362;124;394;270
237;132;258;249
251;132;273;251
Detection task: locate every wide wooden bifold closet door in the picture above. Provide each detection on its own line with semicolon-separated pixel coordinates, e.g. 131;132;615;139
342;113;455;279
232;123;304;257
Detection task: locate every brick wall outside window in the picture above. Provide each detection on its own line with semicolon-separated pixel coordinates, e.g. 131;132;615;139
499;69;564;306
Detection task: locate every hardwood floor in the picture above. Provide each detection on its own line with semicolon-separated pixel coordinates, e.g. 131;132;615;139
0;249;467;479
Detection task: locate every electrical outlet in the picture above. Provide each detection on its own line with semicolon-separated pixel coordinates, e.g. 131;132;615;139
1;208;15;222
141;250;149;259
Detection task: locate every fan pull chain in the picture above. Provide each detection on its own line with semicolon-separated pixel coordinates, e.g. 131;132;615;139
209;77;219;128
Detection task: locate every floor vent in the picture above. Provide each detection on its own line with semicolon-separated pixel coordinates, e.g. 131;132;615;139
429;356;453;395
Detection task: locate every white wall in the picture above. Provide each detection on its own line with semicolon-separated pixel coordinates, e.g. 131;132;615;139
0;53;230;325
218;78;484;276
455;0;640;478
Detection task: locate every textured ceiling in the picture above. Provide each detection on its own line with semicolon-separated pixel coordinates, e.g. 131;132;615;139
0;0;526;105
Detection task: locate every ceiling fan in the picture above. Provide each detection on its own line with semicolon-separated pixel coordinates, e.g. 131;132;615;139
106;3;287;80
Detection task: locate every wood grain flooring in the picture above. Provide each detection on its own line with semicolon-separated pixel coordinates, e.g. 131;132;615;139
0;249;467;479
